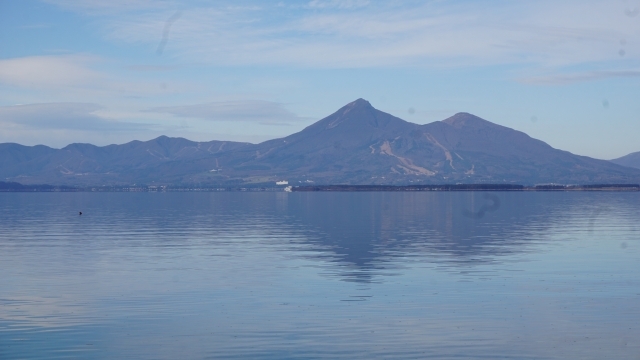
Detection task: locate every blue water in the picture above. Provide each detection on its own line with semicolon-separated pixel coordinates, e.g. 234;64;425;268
1;192;639;359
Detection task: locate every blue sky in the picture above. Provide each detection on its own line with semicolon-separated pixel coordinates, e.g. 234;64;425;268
0;0;639;159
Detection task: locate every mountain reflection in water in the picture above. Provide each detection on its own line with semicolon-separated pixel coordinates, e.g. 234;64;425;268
1;192;639;359
281;192;585;281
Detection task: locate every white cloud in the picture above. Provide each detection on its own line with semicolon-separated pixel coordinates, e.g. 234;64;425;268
0;55;102;89
42;0;175;14
96;0;640;70
146;100;311;125
307;0;370;9
125;64;176;72
0;103;153;131
520;70;640;84
0;55;196;102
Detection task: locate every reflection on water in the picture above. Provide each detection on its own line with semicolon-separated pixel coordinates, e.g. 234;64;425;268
0;192;639;359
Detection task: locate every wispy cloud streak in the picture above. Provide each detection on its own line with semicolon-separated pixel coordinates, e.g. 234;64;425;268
146;100;311;125
156;11;182;55
92;0;639;70
0;103;153;131
521;70;640;84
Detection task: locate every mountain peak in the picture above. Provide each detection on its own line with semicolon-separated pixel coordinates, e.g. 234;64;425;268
442;112;494;129
149;135;189;144
345;98;373;109
611;151;640;169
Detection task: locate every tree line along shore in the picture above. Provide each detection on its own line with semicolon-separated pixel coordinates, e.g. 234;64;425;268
1;181;639;192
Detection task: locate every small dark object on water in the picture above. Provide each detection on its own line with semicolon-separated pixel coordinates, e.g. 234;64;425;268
79;211;82;215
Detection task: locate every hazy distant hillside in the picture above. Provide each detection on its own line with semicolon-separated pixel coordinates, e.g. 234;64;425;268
0;137;250;185
1;99;639;186
610;151;640;170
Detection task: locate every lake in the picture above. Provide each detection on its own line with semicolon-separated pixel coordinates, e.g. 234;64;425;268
1;192;639;359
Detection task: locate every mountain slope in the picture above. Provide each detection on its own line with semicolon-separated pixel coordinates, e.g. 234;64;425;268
190;102;639;185
1;99;639;186
610;151;640;170
0;143;56;170
0;136;250;185
387;112;637;184
209;99;420;181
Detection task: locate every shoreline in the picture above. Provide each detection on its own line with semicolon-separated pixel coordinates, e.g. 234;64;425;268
290;184;640;192
1;183;639;192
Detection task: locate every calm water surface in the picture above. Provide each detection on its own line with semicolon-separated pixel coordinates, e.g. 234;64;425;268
0;192;639;359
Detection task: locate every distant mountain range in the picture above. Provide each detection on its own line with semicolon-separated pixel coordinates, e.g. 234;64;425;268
2;99;639;186
610;151;640;170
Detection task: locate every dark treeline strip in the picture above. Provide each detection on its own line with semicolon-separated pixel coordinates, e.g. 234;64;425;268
0;181;78;192
537;184;639;190
1;181;638;192
579;184;640;188
293;184;525;191
292;184;640;192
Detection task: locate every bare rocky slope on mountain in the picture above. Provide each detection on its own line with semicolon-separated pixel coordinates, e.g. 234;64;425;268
2;99;639;186
610;151;640;170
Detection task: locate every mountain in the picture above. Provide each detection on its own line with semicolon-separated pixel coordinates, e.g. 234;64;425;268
0;136;250;185
610;151;640;170
2;99;639;186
